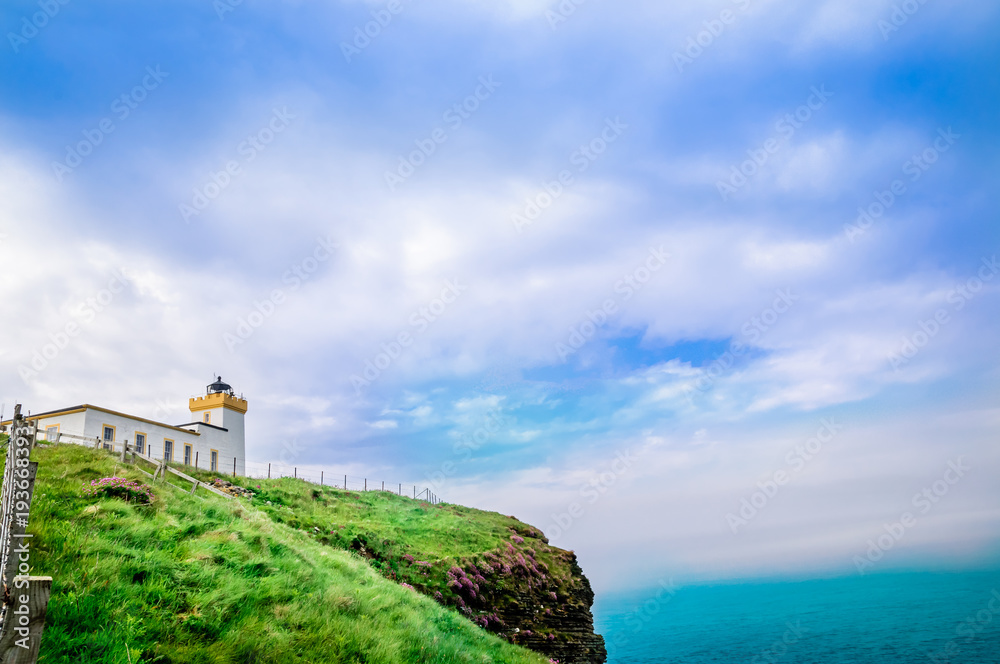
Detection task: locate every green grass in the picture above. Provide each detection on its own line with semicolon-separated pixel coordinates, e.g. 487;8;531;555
27;444;549;664
176;464;590;646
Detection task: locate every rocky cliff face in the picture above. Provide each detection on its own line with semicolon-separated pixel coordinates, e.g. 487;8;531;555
439;539;606;664
501;554;607;664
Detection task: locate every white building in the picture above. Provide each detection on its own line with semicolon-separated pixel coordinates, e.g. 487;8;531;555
14;377;247;475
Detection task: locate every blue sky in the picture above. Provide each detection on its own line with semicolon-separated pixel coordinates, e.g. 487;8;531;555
2;0;999;592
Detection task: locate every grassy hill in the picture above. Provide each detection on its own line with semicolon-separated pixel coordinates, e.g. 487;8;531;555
25;444;605;663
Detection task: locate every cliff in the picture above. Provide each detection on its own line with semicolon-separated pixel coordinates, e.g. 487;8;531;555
194;472;609;664
25;443;606;663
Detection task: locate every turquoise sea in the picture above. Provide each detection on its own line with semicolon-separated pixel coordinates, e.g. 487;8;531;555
593;570;1000;663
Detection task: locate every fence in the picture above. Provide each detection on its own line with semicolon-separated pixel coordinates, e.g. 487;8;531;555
244;461;441;505
38;431;443;505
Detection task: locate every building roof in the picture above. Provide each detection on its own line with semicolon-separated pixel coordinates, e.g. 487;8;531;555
176;422;229;432
1;404;201;436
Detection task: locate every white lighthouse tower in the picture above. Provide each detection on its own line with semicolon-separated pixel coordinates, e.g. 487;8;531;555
188;376;247;474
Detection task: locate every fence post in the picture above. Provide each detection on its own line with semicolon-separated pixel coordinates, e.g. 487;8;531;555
398;483;401;496
119;440;128;463
382;481;384;492
294;468;297;479
233;457;236;478
321;471;323;486
195;451;199;469
2;461;38;586
344;474;347;490
364;478;366;491
413;486;416;499
268;463;271;479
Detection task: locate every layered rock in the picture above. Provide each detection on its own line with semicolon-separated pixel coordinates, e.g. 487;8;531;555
437;542;606;664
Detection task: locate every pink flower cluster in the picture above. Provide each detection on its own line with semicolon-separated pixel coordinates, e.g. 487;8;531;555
83;477;155;504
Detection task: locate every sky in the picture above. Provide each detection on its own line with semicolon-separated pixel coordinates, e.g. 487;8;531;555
1;0;999;594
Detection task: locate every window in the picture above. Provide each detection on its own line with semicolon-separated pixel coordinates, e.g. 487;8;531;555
164;439;173;462
135;432;146;455
45;425;59;442
184;444;192;465
210;449;218;472
204;413;211;424
102;424;115;450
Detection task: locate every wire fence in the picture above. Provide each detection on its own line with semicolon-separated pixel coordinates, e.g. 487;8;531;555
27;427;443;506
243;461;441;504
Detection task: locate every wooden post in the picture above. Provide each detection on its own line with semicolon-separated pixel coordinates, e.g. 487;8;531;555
119;440;128;463
398;483;401;496
0;576;53;663
364;478;366;491
294;468;297;479
413;486;416;499
190;480;198;495
3;464;37;588
344;474;347;490
268;463;271;479
381;481;384;492
233;457;236;478
320;471;323;486
195;451;199;469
